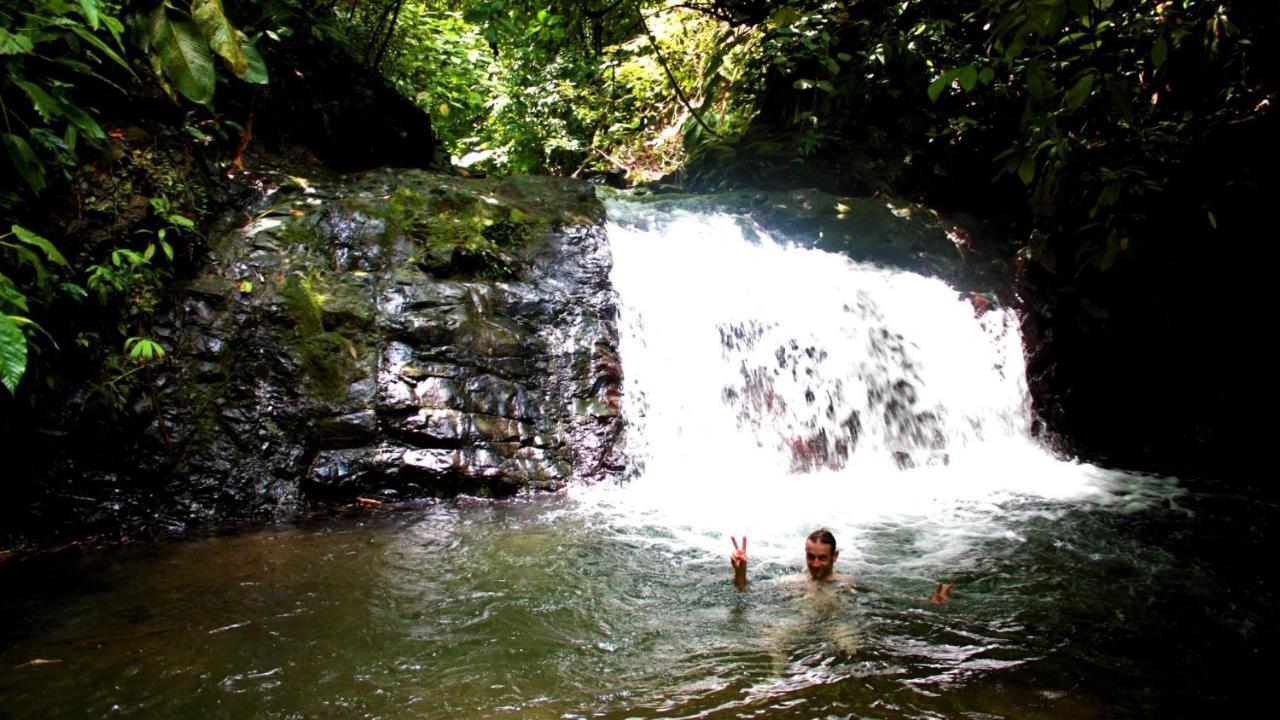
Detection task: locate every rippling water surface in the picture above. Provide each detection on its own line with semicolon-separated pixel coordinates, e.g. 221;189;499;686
1;487;1273;719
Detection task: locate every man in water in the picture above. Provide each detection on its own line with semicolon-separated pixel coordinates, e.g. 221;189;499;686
730;529;955;603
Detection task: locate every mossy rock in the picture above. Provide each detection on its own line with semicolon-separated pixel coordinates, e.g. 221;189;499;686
278;274;365;400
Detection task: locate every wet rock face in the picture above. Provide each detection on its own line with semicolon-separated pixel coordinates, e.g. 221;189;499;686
76;170;624;535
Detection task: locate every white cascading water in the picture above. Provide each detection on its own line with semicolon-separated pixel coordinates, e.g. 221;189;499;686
572;200;1176;571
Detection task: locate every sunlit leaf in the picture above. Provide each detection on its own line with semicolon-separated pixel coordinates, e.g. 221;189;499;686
0;27;35;55
12;246;48;285
125;336;165;362
77;0;100;29
1017;154;1036;185
0;313;27;394
59;282;87;300
768;7;801;29
927;69;960;103
148;6;216;105
192;0;247;76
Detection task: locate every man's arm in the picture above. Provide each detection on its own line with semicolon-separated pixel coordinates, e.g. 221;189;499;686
730;536;748;590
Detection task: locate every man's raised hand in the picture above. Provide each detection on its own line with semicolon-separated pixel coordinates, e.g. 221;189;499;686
931;582;956;604
732;535;747;568
731;536;748;590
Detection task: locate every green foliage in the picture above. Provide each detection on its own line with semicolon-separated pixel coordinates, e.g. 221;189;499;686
364;6;495;153
671;0;1270;273
142;0;268;105
1;0;129;197
0;223;83;395
146;4;217;103
0;312;25;393
124;334;165;362
1;0;270;398
192;0;247;75
0;0;1265;398
920;0;1269;271
1;0;269;204
329;1;759;179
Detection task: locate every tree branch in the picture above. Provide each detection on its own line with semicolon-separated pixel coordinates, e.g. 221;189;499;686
634;2;721;139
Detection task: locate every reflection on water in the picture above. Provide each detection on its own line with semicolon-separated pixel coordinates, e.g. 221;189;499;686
1;489;1273;718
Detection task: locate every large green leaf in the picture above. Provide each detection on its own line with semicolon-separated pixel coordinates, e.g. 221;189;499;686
927;68;960;103
10;225;68;266
0;274;31;313
0;27;35;55
1017;154;1037;185
2;133;46;194
148;6;215;105
77;0;101;30
12;79;106;141
54;96;106;140
0;313;27;395
238;33;269;84
1063;72;1095;110
66;22;137;77
192;0;247;76
12;79;59;123
147;53;178;102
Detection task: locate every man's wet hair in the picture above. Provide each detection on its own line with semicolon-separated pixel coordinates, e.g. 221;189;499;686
807;528;837;552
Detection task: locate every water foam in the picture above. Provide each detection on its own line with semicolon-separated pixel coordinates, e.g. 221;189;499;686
570;200;1175;569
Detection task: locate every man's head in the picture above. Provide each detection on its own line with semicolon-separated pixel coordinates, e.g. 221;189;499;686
805;529;838;581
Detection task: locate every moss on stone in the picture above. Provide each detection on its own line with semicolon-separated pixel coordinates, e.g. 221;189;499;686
279;273;361;400
276;214;327;249
363;183;539;280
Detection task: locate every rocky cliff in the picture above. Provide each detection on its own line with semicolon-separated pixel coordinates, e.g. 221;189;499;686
5;169;625;548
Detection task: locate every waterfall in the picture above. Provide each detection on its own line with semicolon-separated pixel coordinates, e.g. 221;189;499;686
571;198;1177;569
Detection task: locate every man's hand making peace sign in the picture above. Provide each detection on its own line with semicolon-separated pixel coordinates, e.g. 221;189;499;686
730;536;748;590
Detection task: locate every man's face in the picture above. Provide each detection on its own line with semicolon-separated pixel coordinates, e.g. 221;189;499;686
805;539;838;580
